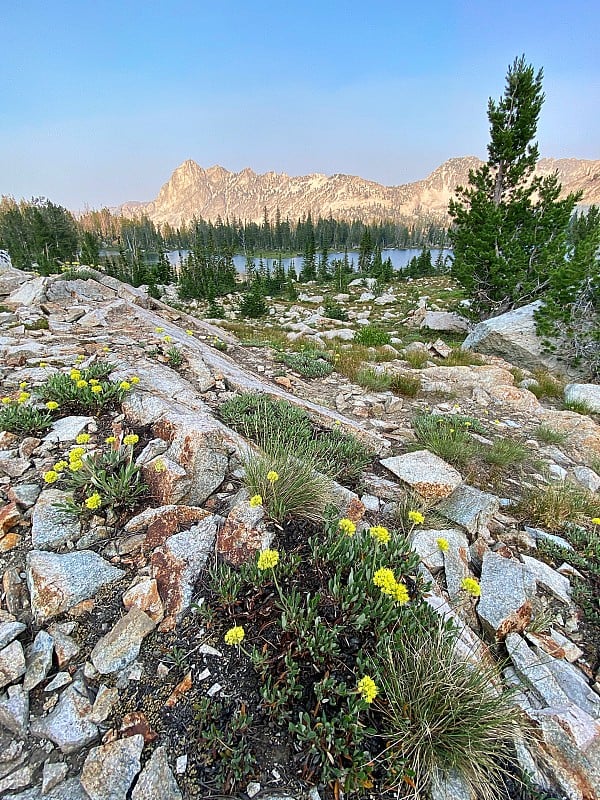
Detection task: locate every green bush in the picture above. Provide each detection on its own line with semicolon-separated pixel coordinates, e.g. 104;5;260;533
412;413;482;468
354;324;391;347
533;425;568;445
390;372;421;397
278;350;333;378
0;401;53;434
404;349;430;369
239;288;268;318
323;298;348;321
356;367;392;391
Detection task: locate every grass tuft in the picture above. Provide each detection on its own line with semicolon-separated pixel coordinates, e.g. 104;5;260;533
390;372;421;397
513;482;598;532
533;425;568;445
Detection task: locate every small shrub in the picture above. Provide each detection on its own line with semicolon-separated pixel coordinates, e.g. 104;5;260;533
442;348;484;366
372;621;521;799
41;365;131;411
239;288;268;318
323;298;348;321
513;482;598;532
533;425;568;445
390;372;421;397
278;350;333;379
59;268;98;281
355;367;392;392
354;324;391;347
243;444;333;523
404;349;430;369
25;317;49;331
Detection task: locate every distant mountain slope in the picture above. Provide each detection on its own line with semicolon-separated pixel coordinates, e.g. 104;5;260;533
119;156;600;226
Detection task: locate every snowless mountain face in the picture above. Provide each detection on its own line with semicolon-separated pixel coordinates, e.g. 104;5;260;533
119;156;600;226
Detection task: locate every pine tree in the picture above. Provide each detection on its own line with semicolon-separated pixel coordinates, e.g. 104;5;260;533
449;56;580;316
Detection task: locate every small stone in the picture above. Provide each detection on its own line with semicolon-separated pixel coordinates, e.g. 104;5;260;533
0;502;20;535
80;734;144;800
521;555;571;604
564;383;600;413
0;621;26;650
44;416;94;444
207;682;222;697
571;466;600;493
175;754;187;774
436;484;499;537
0;457;30;478
0;684;29;736
122;578;164;624
90;685;119;724
44;673;72;692
0;534;22;553
381;450;462;502
0;640;26;688
31;491;81;550
430;767;475;799
91;607;155;675
0;765;34;794
49;630;79;668
41;761;68;795
506;633;571;708
246;782;261;799
410;528;468;574
23;630;54;691
131;745;182;800
4;777;88;799
216;501;271;566
30;678;98;753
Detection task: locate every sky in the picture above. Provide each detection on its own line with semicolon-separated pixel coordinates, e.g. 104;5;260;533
1;0;598;211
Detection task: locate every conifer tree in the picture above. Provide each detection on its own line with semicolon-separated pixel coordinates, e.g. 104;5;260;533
449;56;580;316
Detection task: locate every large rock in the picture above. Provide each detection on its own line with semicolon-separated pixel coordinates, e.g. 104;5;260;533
80;734;144;800
4;777;89;799
26;550;124;622
31;490;81;550
477;552;536;637
151;518;217;624
0;684;29;736
30;679;98;753
564;383;600;413
410;528;468;574
462;301;561;373
44;416;94;444
506;633;571;708
131;745;182;800
521;555;571;604
0;641;26;688
539;409;600;465
421;310;470;333
430;768;475;799
436;485;499;537
216;498;272;566
23;630;54;690
381;450;462;502
46;278;115;303
6;277;48;306
91;607;155;675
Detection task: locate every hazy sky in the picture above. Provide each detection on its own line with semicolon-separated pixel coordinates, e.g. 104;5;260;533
1;0;598;211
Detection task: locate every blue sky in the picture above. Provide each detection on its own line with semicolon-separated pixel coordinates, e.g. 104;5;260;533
1;0;598;210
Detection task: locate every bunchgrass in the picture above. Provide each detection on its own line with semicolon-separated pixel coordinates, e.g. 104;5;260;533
356;367;392;392
564;399;594;415
442;348;484;367
533;425;568;445
513;482;598;532
412;412;481;468
483;438;529;468
354;324;391;346
404;349;430;369
529;370;564;400
219;393;372;483
372;621;521;799
0;401;54;435
243;442;333;523
390;372;421;397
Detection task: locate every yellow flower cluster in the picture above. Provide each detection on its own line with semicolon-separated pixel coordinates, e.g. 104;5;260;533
105;436;116;444
257;549;279;570
369;526;390;544
17;391;30;404
436;537;449;552
357;675;379;704
338;518;356;537
123;434;139;446
70;369;81;381
266;470;279;483
46;401;59;410
53;460;68;472
1;397;11;405
249;494;263;508
76;433;90;444
461;577;481;598
43;470;59;484
408;510;425;525
85;492;102;510
68;446;86;472
592;517;600;525
373;567;409;604
224;625;245;645
119;381;131;391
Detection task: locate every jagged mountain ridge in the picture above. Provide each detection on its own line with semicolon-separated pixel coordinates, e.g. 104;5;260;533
120;156;600;226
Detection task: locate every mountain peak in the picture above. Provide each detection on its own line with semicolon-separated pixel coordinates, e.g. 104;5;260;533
120;156;600;227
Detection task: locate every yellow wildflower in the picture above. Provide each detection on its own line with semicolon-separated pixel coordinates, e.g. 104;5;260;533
130;376;140;384
69;370;81;381
1;397;11;405
224;626;245;646
592;518;600;526
163;335;172;343
69;460;83;472
76;433;90;444
408;510;425;525
123;434;139;446
76;379;88;389
84;493;102;510
186;329;194;335
369;526;390;544
357;675;379;704
46;401;59;410
155;327;164;333
393;581;409;604
266;470;279;483
102;346;110;352
249;494;263;508
91;385;103;394
105;436;116;444
43;470;59;484
75;354;85;362
338;518;356;536
17;392;30;403
19;381;27;389
373;567;409;604
53;460;68;472
257;549;279;570
461;577;481;598
89;378;99;385
119;381;131;391
39;362;48;368
436;537;449;552
69;446;85;461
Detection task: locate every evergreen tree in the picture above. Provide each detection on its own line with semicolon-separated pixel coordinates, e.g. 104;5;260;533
300;214;316;281
358;229;373;273
449;56;580;316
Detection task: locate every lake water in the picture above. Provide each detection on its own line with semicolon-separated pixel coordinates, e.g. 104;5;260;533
165;248;451;274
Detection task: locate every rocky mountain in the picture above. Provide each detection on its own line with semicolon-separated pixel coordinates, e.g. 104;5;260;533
120;156;600;226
